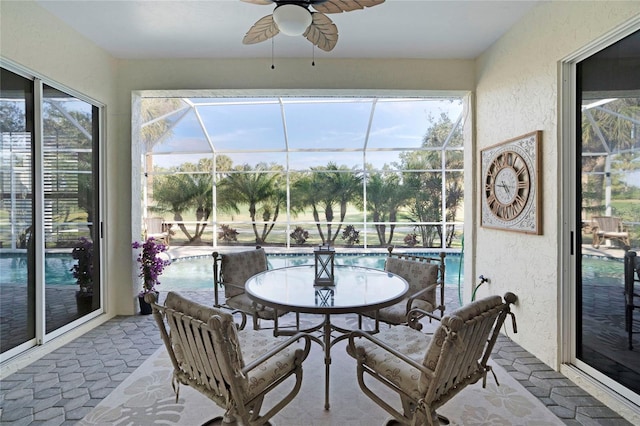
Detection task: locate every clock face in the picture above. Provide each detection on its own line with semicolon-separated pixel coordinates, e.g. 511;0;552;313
480;131;541;234
484;150;530;221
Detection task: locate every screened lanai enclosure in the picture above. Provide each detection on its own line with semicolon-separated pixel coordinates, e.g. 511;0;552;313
136;96;467;249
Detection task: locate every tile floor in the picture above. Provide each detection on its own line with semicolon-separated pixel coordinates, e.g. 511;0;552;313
0;289;633;425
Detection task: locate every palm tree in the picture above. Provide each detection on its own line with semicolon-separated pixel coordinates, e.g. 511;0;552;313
291;163;361;244
361;172;409;245
291;171;329;242
324;163;362;243
219;163;281;244
399;113;464;248
581;98;640;218
152;173;198;241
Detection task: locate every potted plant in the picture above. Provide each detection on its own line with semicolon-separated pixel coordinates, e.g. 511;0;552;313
132;237;170;314
71;237;94;315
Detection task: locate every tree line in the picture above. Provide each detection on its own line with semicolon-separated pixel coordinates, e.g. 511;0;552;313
148;114;464;248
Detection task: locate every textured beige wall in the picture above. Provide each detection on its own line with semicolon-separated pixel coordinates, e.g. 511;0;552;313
0;0;125;316
474;1;640;370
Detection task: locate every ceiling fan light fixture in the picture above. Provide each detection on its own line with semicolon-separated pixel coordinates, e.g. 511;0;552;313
272;4;312;36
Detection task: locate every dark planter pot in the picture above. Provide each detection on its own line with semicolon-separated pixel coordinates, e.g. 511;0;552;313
138;292;158;315
76;291;93;316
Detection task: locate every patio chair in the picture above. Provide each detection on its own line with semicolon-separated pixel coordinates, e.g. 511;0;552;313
360;247;446;331
147;291;311;426
591;216;630;249
144;216;170;247
212;247;298;331
347;292;518;426
624;250;639;350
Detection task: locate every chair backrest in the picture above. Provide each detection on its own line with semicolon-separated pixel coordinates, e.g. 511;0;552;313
419;292;517;407
145;217;165;234
385;248;445;311
148;291;245;407
213;247;268;299
593;216;622;232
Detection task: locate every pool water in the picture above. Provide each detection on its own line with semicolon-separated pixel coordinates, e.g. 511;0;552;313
160;253;465;290
1;252;624;291
0;253;76;286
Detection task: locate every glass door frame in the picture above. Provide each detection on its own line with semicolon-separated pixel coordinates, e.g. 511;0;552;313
560;17;640;407
0;58;106;362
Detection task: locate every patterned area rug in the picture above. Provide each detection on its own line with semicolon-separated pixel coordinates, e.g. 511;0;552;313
79;328;563;426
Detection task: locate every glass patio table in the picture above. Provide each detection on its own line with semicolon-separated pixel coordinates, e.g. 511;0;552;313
245;264;408;410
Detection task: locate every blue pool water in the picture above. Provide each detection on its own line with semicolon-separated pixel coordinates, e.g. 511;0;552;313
1;252;624;291
0;253;76;286
160;253;465;290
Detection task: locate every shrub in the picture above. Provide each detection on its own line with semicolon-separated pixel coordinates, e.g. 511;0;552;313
218;224;239;242
404;233;419;247
290;226;309;244
341;225;360;246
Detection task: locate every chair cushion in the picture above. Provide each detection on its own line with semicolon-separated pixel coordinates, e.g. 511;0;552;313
221;248;268;298
348;326;432;400
385;257;438;306
238;329;302;399
225;293;286;320
370;298;435;325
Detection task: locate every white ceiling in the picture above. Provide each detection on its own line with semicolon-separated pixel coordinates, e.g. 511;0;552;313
35;0;541;60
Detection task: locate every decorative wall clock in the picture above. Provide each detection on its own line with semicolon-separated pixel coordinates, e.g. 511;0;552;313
481;131;542;234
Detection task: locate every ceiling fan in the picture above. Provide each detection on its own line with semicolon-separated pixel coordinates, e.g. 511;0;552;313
241;0;385;52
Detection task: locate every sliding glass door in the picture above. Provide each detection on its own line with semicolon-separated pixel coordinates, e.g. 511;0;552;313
0;66;102;359
576;29;640;396
0;68;36;354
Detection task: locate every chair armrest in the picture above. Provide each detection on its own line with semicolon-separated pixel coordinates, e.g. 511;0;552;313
405;282;438;311
406;307;442;330
241;332;312;374
347;330;432;376
407;307;442;322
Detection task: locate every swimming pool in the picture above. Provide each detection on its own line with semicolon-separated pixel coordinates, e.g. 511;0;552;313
160;253;465;290
0;253;76;286
0;252;624;291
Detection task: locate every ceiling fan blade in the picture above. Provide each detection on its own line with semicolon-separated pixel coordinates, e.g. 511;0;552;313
243;14;280;45
312;0;385;14
303;13;338;52
240;0;274;5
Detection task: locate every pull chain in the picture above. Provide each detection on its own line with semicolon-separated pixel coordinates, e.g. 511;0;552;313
312;44;315;67
271;38;275;70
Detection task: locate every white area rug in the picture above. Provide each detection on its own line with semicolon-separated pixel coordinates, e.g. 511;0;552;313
79;337;563;426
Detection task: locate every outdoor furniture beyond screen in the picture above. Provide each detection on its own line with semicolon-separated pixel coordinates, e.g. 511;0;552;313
347;292;518;426
212;247;296;330
361;247;446;331
147;291;311;426
245;264;409;410
591;216;630;249
144;217;170;247
624;250;639;350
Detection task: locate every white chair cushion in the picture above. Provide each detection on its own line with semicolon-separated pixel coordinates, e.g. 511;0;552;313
239;329;302;399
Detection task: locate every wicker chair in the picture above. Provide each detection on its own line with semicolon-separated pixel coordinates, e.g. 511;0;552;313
147;291;311;426
361;247;446;331
347;292;517;426
212;247;297;330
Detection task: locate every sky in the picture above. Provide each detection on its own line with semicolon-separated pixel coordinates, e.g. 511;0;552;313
145;96;464;171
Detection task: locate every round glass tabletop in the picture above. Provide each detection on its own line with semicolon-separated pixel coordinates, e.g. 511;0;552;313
245;265;408;314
